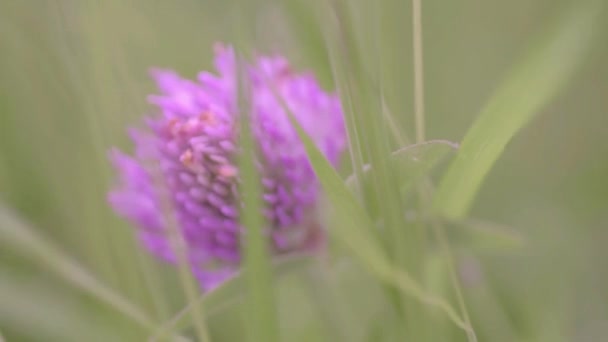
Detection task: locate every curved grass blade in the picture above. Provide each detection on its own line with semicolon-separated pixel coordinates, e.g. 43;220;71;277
433;2;602;220
0;275;123;341
150;254;314;340
0;204;156;330
282;99;474;334
345;140;459;193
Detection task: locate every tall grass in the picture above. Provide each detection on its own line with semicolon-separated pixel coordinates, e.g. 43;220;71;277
1;0;607;341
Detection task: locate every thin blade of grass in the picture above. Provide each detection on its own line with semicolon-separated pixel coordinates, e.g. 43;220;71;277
149;116;211;340
345;140;459;192
317;0;368;206
433;1;602;220
150;254;313;339
412;0;425;143
0;204;155;330
319;5;417;334
458;254;518;341
52;0;175;319
280;92;473;334
279;0;331;85
236;53;279;342
0;275;121;341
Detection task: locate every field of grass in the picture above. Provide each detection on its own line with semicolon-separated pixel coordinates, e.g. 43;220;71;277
1;0;607;341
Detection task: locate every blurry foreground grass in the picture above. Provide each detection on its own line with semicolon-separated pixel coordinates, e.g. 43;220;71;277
1;0;608;341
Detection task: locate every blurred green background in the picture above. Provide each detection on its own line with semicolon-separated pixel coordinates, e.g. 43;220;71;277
1;0;607;341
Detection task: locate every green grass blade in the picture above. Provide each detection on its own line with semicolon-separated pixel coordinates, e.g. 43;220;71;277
0;275;123;341
433;2;602;220
151;254;313;339
0;204;155;330
345;140;459;193
236;54;279;342
282;95;473;334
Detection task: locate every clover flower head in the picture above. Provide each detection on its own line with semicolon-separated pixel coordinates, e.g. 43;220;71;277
108;43;346;290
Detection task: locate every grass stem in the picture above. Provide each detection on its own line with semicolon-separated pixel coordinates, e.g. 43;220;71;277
412;0;426;143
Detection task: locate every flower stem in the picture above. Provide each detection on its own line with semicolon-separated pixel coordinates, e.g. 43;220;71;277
412;0;425;143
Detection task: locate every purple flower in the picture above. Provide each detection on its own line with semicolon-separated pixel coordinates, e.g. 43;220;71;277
108;44;346;290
